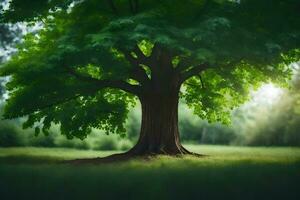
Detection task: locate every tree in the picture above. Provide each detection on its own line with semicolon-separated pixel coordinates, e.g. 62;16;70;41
0;0;299;158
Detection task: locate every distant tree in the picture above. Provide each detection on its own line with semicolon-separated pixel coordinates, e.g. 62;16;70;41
0;0;299;158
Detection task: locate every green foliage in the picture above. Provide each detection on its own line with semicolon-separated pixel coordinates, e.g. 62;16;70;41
0;0;299;139
182;60;293;124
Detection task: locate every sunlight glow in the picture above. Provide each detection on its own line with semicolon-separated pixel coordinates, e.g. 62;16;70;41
251;84;283;105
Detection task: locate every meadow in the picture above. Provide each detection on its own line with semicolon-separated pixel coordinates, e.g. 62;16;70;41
0;145;300;200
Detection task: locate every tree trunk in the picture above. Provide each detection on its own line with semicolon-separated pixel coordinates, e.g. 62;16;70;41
128;86;191;155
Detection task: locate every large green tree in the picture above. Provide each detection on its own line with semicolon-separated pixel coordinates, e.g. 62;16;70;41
0;0;299;157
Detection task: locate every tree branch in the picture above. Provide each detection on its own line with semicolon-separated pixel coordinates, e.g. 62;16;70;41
133;45;148;62
175;57;193;73
184;74;205;89
67;67;141;95
120;49;150;84
23;68;142;115
25;94;119;116
34;94;82;113
130;66;150;85
184;82;199;88
97;79;141;95
125;45;152;67
198;74;205;89
179;63;209;83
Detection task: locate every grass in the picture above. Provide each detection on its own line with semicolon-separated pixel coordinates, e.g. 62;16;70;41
0;145;300;200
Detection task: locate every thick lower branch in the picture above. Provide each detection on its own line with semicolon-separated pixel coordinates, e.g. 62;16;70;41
120;49;150;85
67;67;141;95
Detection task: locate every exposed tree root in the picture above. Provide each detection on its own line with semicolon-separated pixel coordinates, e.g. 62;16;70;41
65;146;206;165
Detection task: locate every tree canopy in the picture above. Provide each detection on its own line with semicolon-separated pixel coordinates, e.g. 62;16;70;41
0;0;299;140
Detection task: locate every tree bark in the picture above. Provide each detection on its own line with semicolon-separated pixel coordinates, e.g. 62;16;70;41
127;82;192;156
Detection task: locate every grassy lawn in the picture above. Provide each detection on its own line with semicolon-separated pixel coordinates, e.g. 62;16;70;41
0;145;300;200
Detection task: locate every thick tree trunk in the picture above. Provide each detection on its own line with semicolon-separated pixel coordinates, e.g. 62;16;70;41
67;87;195;164
128;86;191;155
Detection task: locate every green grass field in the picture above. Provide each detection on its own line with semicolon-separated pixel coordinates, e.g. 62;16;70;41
0;145;300;200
